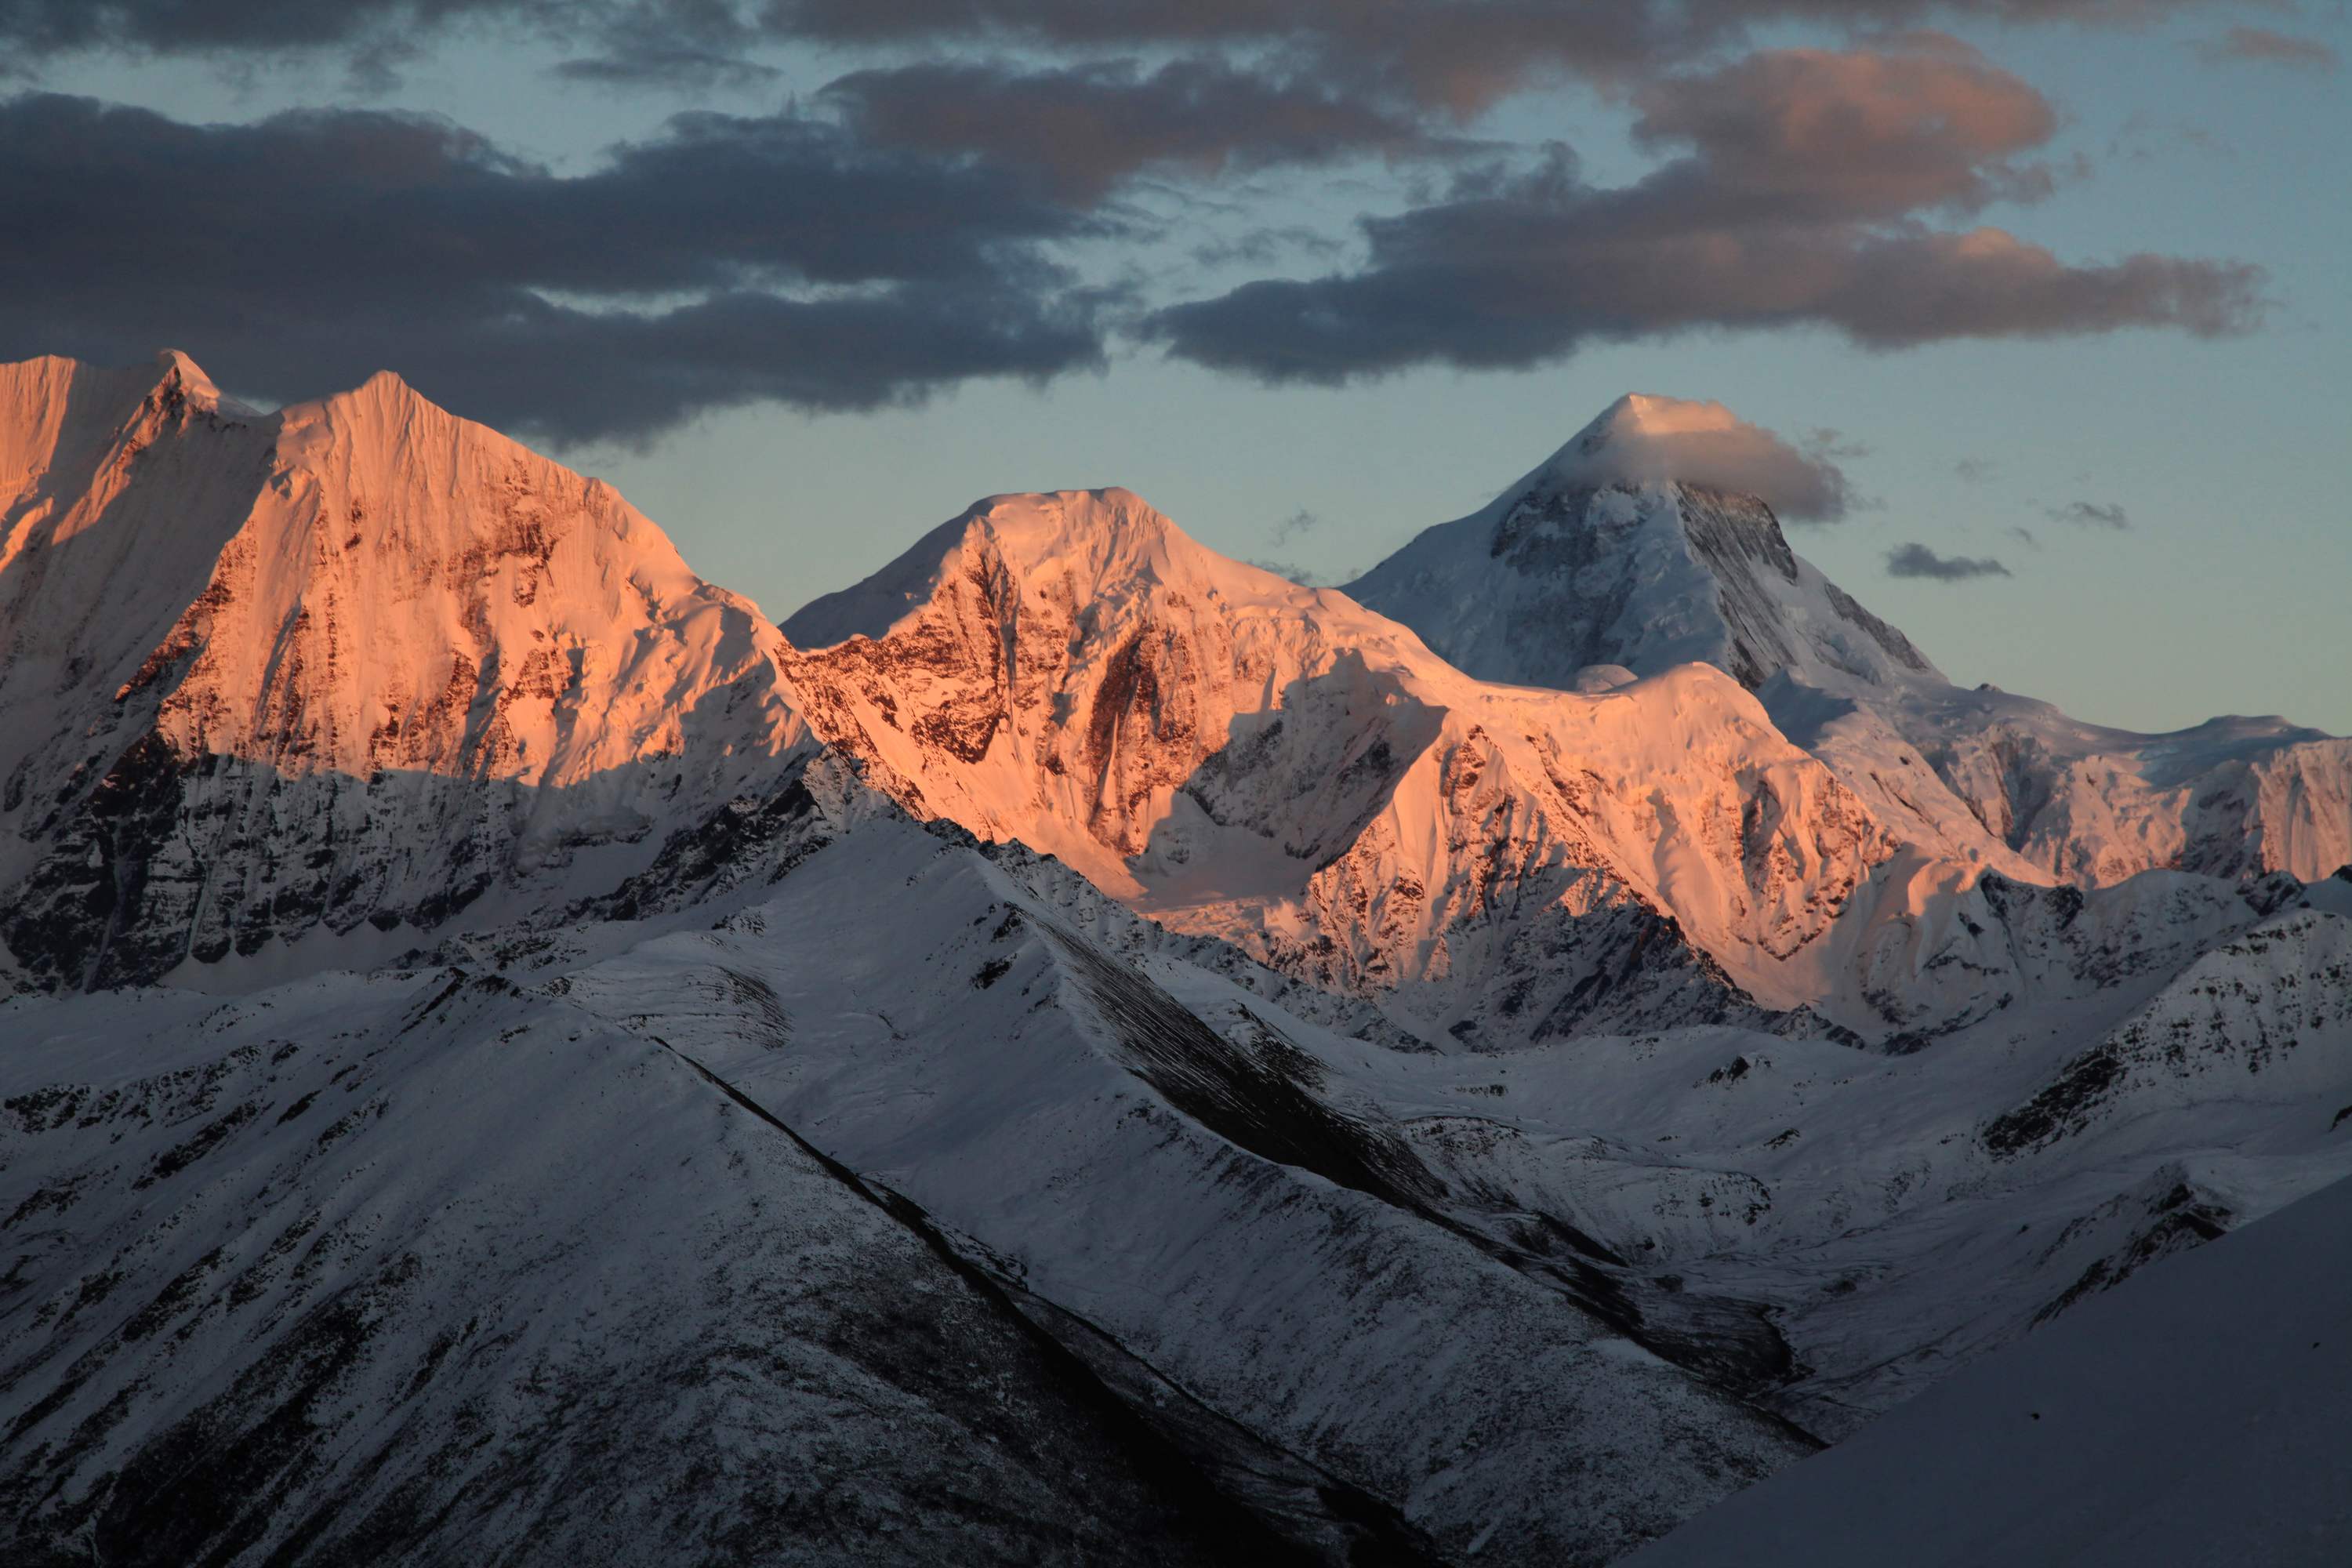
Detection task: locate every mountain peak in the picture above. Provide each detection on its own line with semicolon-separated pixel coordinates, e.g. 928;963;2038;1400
784;486;1256;650
1527;392;1850;521
1575;391;1743;451
151;346;214;390
1346;394;1939;698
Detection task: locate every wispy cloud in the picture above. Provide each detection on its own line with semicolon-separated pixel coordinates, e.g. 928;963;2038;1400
1269;507;1322;546
1887;542;2012;580
1144;40;2263;383
2192;27;2341;71
1561;395;1863;521
552;49;782;93
2047;499;2132;530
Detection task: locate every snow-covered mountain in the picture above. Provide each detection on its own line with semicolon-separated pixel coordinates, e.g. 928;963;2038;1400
1347;394;2352;888
1627;1159;2352;1568
5;353;2350;1566
0;352;825;993
13;804;2347;1564
2;814;1822;1566
779;487;1890;1045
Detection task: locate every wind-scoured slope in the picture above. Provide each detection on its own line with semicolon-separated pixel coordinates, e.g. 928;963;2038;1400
0;353;816;993
1348;394;2352;887
780;488;1890;1045
1625;1169;2352;1568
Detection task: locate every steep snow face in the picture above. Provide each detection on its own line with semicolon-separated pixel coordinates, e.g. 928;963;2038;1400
1345;396;1938;699
0;354;814;992
781;488;1893;1043
1349;397;2351;889
0;353;274;862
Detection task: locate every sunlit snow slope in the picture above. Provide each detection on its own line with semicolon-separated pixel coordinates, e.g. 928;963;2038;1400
0;352;818;992
780;487;1890;1044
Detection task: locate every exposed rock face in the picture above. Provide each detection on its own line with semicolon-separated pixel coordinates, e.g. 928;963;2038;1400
782;488;1893;1044
0;355;813;990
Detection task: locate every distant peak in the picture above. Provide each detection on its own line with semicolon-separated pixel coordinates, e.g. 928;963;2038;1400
1579;393;1744;448
1529;392;1852;521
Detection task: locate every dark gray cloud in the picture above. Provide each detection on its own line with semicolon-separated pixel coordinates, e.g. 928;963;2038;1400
1956;456;2000;483
758;0;2237;111
0;92;1106;443
2048;499;2132;528
1144;183;2261;382
0;2;2244;103
552;49;782;92
2192;27;2341;70
1141;40;2262;383
822;57;1461;202
1269;507;1321;545
1887;542;2013;579
0;0;602;67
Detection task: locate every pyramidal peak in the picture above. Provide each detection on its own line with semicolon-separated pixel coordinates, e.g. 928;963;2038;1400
151;347;230;405
1523;391;1850;524
783;485;1337;651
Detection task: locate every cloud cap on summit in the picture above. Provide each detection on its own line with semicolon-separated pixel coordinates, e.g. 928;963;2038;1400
1542;394;1857;521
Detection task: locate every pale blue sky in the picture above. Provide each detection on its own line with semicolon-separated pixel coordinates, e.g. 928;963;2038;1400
21;5;2350;734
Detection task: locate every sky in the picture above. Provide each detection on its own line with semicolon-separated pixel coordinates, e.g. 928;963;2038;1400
4;1;2347;734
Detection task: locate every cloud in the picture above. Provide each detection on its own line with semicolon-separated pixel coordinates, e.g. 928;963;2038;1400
552;49;782;92
1887;542;2013;579
2007;524;2041;548
0;2;2252;106
0;93;1107;443
1627;36;2064;221
1558;394;1860;521
1956;456;2000;483
757;0;2243;112
0;0;593;70
1139;40;2260;383
1269;507;1321;545
1145;196;2261;383
2048;499;2132;528
1245;557;1364;588
823;58;1463;203
1805;427;1872;462
2192;27;2341;71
